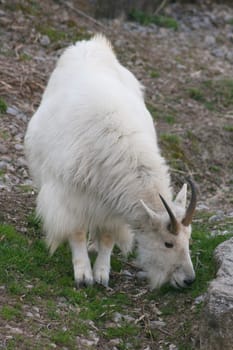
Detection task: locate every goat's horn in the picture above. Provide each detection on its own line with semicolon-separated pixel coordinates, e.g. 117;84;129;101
182;179;197;226
159;194;179;235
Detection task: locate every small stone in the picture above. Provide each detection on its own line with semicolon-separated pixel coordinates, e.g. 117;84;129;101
150;320;166;329
26;312;34;318
32;306;40;313
109;339;121;346
227;32;233;43
211;48;225;58
121;269;133;277
112;312;123;323
7;106;19;116
77;332;99;347
0;161;7;170
5;325;23;334
40;35;50;47
169;344;178;350
17;157;28;167
204;35;216;46
226;51;233;63
15;144;24;151
208;215;223;223
123;314;135;322
196;203;209;211
194;294;206;305
136;271;147;279
0;144;7;154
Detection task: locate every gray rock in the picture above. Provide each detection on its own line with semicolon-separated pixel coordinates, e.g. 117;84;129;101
208;215;221;223
40;35;50;47
112;312;123;323
0;144;7;154
204;35;216;47
150;320;166;328
0;161;7;170
15;144;24;151
199;238;233;350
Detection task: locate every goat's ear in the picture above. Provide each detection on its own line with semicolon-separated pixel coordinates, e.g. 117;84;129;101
140;200;160;221
174;184;187;208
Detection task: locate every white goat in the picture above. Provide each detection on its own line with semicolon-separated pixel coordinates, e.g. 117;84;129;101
24;34;197;289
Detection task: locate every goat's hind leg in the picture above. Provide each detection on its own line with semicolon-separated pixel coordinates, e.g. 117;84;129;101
93;232;114;287
69;231;93;287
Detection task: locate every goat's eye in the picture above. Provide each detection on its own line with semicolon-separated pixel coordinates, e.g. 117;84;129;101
165;242;174;248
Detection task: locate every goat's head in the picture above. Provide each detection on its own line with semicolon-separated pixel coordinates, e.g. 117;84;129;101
137;180;197;289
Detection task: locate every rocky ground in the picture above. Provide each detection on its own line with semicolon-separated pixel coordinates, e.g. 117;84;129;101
0;1;233;349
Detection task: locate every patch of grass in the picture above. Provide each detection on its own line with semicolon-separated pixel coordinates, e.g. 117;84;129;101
164;114;176;124
209;165;221;173
188;79;233;111
0;97;7;113
160;133;186;165
0;130;10;140
190;227;232;298
27;210;41;235
147;102;160;120
0;218;232;349
19;52;32;61
38;25;67;42
50;330;74;347
17;184;34;193
188;88;205;102
0;305;22;321
223;125;233;132
37;24;91;44
129;9;178;30
150;70;160;78
105;322;138;338
226;18;233;25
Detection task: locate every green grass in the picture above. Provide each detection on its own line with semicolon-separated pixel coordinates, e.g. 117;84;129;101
0;304;22;321
164;114;176;124
226;18;233;25
129;9;178;30
160;133;187;166
188;79;233;111
188;88;205;102
0;222;138;347
37;24;91;44
150;70;160;78
0;97;7;113
223;125;233;132
0;216;232;349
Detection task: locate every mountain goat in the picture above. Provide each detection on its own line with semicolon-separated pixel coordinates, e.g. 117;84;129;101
24;34;197;289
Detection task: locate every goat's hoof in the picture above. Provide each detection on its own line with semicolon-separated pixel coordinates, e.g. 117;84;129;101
75;275;94;289
93;267;110;287
73;265;94;288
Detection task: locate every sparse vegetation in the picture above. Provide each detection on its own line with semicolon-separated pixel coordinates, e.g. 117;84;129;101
150;70;160;78
0;97;7;114
188;79;233;111
0;216;231;349
129;10;179;30
224;125;233;132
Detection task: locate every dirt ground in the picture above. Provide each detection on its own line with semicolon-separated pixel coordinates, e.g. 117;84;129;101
0;1;233;349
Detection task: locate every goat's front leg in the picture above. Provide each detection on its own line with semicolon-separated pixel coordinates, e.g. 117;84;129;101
69;231;93;287
93;232;114;287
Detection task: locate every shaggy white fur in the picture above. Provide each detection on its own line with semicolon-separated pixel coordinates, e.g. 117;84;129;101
24;34;195;289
